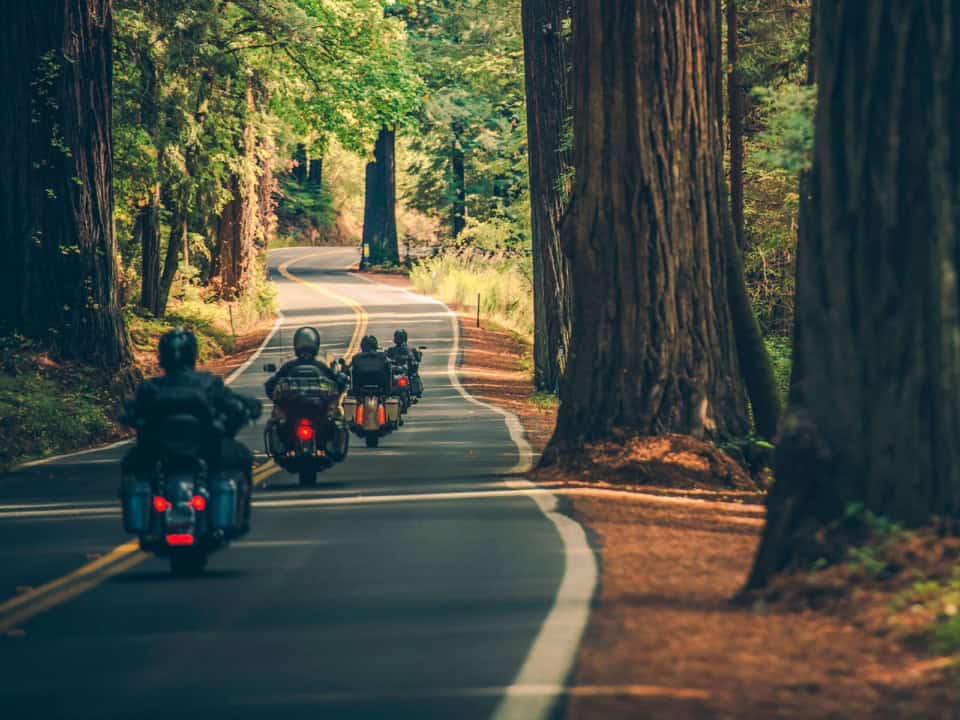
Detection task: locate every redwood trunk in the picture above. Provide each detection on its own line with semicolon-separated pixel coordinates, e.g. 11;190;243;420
140;182;162;314
0;0;130;368
727;0;745;251
748;0;960;587
308;157;322;186
213;86;260;299
522;0;573;393
156;211;186;317
361;127;400;267
547;0;749;456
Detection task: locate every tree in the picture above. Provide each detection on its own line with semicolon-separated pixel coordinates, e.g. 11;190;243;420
727;0;745;251
361;127;400;267
522;0;573;393
545;0;750;456
213;85;261;299
0;0;131;369
747;0;960;588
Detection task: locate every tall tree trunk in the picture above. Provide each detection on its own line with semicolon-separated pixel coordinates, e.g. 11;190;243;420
545;0;750;459
213;86;260;299
293;143;307;184
0;0;130;368
139;181;162;314
721;0;782;439
727;0;745;251
308;157;322;185
789;0;817;401
747;0;960;588
522;0;573;393
361;127;400;267
450;123;466;239
156;210;186;317
256;132;276;250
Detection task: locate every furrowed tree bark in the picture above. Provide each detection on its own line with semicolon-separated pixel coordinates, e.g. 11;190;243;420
361;127;400;267
0;0;130;368
747;0;960;588
522;0;573;393
213;86;260;300
545;0;750;459
137;44;163;315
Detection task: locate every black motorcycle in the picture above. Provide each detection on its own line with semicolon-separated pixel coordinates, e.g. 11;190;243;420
120;393;257;576
262;364;349;486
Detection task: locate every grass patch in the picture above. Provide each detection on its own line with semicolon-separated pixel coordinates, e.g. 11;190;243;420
529;391;559;410
410;253;533;338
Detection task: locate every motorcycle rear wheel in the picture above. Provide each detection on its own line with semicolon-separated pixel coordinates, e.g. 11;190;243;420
170;549;207;577
299;469;318;486
365;435;379;448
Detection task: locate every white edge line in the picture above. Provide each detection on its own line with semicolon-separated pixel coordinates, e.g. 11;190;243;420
11;310;285;471
352;269;599;720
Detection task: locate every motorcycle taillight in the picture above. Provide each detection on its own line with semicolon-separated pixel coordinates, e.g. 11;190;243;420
296;419;315;441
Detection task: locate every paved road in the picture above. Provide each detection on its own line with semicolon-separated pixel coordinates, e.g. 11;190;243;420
0;248;595;720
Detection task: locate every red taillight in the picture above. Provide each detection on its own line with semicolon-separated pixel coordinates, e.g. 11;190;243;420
397;376;409;387
153;496;171;513
296;419;314;441
190;495;207;511
356;405;364;425
166;533;195;546
377;404;386;425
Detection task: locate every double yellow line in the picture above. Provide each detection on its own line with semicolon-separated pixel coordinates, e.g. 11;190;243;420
0;254;364;635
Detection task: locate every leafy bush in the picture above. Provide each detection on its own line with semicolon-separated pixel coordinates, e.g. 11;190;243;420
410;253;533;338
764;335;792;404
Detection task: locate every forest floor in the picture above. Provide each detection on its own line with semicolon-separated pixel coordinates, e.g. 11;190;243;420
357;266;960;719
0;314;276;470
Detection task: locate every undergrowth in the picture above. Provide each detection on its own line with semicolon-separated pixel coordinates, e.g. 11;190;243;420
410;253;533;338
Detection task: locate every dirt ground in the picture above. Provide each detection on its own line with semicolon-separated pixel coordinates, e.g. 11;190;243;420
356;269;959;719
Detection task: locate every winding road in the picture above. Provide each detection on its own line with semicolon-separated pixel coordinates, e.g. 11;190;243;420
0;248;596;720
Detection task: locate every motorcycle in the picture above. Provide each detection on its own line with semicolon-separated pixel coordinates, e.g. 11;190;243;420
344;384;401;448
262;363;349;486
388;346;427;414
120;393;257;576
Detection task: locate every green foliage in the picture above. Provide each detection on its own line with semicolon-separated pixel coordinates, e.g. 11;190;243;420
274;175;336;243
395;0;529;245
529;392;559;410
751;84;816;174
843;503;906;579
0;334;119;468
764;336;792;404
410;253;533;337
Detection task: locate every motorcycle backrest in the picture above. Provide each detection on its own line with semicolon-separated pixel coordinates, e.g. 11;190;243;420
142;389;218;467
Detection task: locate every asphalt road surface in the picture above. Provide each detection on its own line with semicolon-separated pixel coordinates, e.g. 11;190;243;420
0;248;596;720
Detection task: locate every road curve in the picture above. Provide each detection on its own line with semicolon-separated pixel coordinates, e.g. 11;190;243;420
0;247;596;720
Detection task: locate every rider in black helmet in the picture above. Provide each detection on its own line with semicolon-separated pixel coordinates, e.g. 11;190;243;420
264;326;346;399
350;334;391;394
386;328;423;398
121;329;262;525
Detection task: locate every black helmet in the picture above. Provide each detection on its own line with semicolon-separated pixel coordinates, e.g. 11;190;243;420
393;329;408;346
293;326;321;360
360;335;379;353
158;328;198;372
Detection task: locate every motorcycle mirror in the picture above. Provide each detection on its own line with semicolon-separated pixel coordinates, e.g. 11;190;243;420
418;346;427;350
263;363;277;373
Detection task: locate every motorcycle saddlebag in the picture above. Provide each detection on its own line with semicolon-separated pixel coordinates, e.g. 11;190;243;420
210;473;241;531
120;475;151;534
385;397;401;425
343;396;358;424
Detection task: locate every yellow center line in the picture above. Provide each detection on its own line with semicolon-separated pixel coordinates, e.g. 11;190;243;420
278;254;368;360
0;252;365;631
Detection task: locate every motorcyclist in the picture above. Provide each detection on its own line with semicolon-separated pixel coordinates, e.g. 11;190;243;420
121;329;261;527
385;328;423;398
350;335;392;395
264;326;347;400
